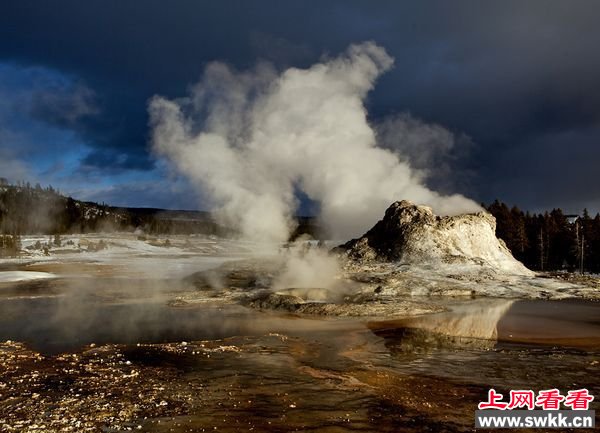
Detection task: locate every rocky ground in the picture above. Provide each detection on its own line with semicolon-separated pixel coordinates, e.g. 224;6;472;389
0;335;498;433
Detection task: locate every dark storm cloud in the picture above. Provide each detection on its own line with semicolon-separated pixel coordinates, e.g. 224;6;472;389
0;64;93;176
487;126;600;213
28;82;96;128
1;0;599;211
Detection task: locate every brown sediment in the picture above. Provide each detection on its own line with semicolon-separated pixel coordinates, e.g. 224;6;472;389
0;337;486;433
0;278;64;299
351;369;483;426
23;262;121;276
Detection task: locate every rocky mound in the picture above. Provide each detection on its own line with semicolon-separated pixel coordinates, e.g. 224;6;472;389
340;200;533;276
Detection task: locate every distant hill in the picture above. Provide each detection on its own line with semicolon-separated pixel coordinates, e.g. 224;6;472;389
0;182;224;235
0;181;320;238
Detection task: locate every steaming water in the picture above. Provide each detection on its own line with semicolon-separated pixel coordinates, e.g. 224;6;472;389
1;272;598;431
0;299;367;356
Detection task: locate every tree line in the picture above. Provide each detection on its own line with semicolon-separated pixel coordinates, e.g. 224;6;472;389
0;182;223;240
487;200;600;273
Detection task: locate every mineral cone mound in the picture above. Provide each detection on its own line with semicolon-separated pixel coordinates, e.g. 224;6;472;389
340;200;533;276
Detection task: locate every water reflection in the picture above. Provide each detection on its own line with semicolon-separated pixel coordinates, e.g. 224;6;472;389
369;299;515;354
366;298;600;398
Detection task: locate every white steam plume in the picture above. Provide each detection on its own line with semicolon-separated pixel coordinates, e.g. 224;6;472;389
149;42;480;244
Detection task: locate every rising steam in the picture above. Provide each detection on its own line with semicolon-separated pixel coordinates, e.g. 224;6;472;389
149;42;480;245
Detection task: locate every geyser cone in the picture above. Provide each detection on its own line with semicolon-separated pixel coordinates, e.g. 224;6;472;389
340;200;533;276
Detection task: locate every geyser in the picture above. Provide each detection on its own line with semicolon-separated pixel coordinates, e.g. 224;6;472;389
149;42;480;245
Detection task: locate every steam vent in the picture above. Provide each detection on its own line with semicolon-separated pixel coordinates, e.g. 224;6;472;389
340;200;533;276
